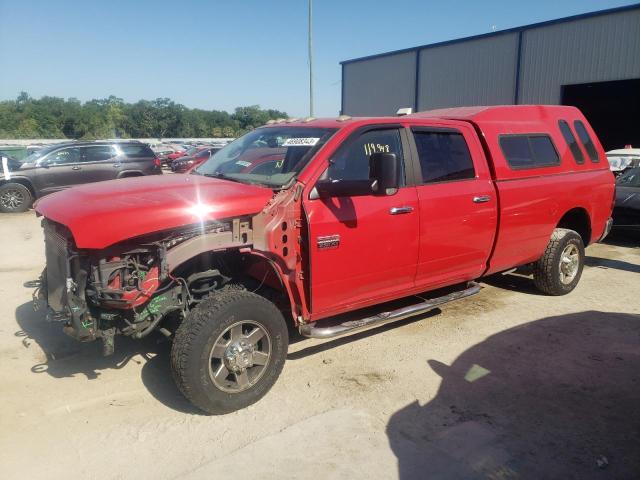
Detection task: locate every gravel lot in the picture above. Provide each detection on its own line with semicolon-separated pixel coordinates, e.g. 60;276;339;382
0;211;638;479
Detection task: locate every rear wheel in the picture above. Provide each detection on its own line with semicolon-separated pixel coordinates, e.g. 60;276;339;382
170;288;288;414
0;183;32;213
533;228;584;295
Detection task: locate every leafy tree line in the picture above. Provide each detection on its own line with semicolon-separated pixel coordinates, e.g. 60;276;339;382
0;92;289;139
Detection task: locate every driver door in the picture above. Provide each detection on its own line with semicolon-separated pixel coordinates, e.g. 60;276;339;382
304;127;419;317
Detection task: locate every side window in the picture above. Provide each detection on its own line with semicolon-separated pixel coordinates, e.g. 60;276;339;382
119;145;155;158
326;129;403;182
574;120;599;163
83;146;115;162
500;135;560;169
412;130;475;183
45;148;81;165
558;120;584;164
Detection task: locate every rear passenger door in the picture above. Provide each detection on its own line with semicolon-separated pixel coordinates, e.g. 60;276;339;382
409;123;498;289
75;145;120;184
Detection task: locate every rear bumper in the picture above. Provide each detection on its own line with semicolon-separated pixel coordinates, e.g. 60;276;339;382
598;217;613;242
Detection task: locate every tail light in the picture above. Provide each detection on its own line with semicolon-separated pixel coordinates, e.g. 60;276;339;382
153;157;161;167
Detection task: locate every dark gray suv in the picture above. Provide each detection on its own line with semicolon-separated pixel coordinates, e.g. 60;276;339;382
0;141;162;213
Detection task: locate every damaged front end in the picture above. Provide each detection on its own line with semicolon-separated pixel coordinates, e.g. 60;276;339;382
35;218;249;355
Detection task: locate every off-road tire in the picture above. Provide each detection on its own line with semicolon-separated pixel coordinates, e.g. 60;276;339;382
533;228;584;296
170;288;288;414
0;183;32;213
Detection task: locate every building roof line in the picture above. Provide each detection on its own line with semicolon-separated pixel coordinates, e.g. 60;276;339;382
340;2;640;65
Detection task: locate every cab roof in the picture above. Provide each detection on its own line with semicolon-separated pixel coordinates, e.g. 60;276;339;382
264;105;583;129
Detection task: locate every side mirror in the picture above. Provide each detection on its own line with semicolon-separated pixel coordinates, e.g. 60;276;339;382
313;179;374;199
369;152;399;195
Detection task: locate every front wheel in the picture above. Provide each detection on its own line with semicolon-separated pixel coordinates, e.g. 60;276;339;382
0;183;33;213
170;289;288;414
533;228;585;295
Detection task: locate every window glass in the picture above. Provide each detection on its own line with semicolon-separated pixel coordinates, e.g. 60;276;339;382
616;167;640;187
500;136;534;168
413;131;475;183
558;120;584;164
574;120;599;163
45;147;81;165
326;129;403;182
83;146;114;162
248;160;280;176
500;135;560;169
118;144;154;158
529;136;560;166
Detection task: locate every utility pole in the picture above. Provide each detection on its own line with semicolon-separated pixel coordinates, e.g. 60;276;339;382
308;0;314;117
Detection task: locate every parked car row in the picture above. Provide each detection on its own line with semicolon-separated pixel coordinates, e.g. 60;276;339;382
152;140;231;166
171;146;223;173
0;141;161;213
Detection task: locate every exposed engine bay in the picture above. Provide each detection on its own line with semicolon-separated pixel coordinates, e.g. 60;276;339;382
37;217;257;355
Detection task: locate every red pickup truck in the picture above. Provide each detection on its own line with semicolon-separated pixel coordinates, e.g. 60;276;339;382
34;105;614;414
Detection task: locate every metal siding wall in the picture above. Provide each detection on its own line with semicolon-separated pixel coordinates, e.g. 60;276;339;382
342;52;416;116
417;33;519;110
519;9;640;104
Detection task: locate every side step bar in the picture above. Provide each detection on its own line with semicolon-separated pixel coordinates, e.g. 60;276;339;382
299;282;482;339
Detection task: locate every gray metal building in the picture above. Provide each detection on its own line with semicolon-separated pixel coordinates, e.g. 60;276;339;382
340;4;640;150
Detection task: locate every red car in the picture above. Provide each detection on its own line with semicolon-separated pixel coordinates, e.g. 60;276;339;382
171;147;221;173
34;105;614;414
165;145;202;163
165;150;185;162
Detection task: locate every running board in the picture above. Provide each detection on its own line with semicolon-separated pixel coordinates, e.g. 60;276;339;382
299;282;482;339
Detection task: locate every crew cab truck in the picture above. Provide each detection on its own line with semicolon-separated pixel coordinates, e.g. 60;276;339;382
33;105;614;414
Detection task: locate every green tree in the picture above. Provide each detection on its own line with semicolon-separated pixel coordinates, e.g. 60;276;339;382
0;93;288;139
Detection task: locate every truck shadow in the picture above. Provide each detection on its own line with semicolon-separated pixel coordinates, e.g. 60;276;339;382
386;310;640;479
14;301;200;414
584;256;640;273
481;273;545;295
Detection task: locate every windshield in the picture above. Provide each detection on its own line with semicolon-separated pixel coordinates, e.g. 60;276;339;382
616;167;640;187
22;145;61;163
195;126;337;187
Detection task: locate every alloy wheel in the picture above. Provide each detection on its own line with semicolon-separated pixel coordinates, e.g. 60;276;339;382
0;188;24;211
208;320;272;393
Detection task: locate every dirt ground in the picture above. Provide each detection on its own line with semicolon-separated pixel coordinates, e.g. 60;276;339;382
0;211;638;480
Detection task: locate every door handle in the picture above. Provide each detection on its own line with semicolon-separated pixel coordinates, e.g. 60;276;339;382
72;166;81;171
113;163;122;168
472;195;491;203
389;206;414;215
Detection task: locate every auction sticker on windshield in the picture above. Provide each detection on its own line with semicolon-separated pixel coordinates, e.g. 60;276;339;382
282;137;319;146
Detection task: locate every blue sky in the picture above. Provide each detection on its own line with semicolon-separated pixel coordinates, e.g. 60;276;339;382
0;0;636;117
